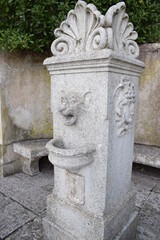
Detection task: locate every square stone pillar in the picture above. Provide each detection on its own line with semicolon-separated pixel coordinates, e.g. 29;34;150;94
43;1;145;239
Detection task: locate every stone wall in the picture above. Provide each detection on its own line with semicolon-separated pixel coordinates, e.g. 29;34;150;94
0;51;53;176
135;43;160;146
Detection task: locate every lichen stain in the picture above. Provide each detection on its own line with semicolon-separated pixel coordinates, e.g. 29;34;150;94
139;58;159;90
136;52;160;146
31;121;53;139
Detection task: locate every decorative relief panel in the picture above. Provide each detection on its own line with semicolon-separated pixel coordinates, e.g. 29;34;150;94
114;77;136;136
66;171;85;205
51;1;139;58
59;91;92;126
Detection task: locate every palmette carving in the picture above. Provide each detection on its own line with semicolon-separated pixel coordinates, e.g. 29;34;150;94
51;1;139;58
51;1;109;55
105;2;139;58
114;77;136;136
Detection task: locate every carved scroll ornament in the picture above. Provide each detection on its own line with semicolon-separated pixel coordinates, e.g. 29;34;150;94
51;1;139;58
114;77;136;136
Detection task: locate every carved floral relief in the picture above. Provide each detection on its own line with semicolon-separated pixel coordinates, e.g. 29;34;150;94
114;77;136;136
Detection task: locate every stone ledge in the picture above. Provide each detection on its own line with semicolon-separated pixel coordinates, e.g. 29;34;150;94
134;144;160;169
13;139;50;159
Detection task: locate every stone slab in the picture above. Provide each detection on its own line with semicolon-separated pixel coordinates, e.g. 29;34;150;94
132;171;156;208
0;192;12;211
14;171;54;189
145;192;160;213
153;180;160;193
0;176;49;214
114;211;138;240
14;139;51;176
134;144;160;169
134;189;150;209
4;217;43;240
0;202;35;239
132;172;156;192
136;195;160;240
13;139;50;159
0;165;159;239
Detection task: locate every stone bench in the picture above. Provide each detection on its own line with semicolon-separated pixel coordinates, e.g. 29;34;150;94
13;139;50;176
134;144;160;169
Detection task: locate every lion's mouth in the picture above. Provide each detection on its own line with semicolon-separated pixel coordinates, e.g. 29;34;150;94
65;113;76;126
59;109;77;126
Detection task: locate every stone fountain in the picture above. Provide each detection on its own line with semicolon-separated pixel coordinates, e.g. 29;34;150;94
43;1;145;239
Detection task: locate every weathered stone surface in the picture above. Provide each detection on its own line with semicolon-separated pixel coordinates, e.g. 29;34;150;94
0;164;159;240
132;171;156;208
134;189;150;209
0;51;53;176
0;192;12;211
136;194;160;240
145;192;160;213
153;180;160;193
132;172;156;192
43;1;144;239
0;202;35;239
0;176;49;214
5;217;43;240
0;144;22;177
14;139;49;159
135;43;160;147
0;168;54;239
114;211;138;240
15;171;54;189
134;144;160;169
14;139;50;176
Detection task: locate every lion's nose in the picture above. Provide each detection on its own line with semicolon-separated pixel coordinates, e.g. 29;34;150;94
59;103;66;113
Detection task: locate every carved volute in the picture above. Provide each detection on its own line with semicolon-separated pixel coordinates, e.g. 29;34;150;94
51;1;139;58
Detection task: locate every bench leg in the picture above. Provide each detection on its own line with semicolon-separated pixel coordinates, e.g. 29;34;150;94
22;157;40;176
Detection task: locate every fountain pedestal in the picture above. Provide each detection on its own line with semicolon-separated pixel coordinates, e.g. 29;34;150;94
43;1;145;239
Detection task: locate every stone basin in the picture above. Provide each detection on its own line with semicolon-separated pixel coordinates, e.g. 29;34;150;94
46;139;95;172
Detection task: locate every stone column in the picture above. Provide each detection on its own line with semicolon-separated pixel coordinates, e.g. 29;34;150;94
43;1;145;239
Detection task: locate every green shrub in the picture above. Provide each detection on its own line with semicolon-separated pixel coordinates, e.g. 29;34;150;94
0;0;159;52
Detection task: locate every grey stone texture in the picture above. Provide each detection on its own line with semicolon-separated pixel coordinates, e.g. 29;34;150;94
0;165;160;239
133;164;160;240
0;51;53;177
0;43;159;177
0;202;35;239
134;144;160;169
0;43;159;178
14;139;50;175
43;1;145;239
0;164;54;240
135;43;160;147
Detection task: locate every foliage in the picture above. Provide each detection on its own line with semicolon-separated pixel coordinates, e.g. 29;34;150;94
0;0;159;52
